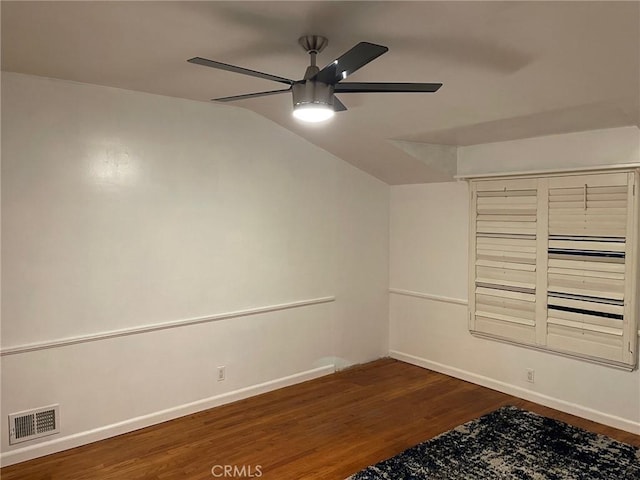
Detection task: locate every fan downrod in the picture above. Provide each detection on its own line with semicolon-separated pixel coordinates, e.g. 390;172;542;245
298;35;328;55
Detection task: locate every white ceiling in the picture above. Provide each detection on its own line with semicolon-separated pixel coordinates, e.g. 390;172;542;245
2;1;639;184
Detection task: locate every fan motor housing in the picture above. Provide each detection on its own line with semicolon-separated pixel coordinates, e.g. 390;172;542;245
292;81;335;108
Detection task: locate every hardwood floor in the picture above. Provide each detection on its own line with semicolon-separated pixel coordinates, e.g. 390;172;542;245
2;358;638;479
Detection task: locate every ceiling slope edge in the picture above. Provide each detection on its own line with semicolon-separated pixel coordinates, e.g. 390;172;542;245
389;139;458;182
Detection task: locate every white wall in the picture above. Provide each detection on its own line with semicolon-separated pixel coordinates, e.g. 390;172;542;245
390;176;640;433
0;72;389;464
458;126;640;177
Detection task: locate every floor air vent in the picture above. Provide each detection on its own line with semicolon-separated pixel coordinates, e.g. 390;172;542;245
8;405;60;445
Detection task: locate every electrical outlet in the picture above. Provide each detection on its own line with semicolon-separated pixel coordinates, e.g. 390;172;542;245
217;366;226;382
526;368;535;383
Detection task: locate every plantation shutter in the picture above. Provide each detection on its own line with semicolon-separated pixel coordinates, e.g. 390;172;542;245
469;170;638;370
546;172;636;365
470;178;540;345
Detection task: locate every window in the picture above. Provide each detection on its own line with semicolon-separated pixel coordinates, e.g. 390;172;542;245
468;171;638;370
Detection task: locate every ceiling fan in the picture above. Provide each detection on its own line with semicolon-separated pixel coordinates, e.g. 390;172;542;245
187;35;442;123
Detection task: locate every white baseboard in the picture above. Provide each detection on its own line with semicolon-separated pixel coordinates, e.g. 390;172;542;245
389;350;640;435
0;364;335;467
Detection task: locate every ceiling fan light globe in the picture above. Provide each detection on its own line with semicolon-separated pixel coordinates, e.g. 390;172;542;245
292;104;335;123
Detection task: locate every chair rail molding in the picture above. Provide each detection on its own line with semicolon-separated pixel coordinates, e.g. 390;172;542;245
388;288;468;306
1;296;336;356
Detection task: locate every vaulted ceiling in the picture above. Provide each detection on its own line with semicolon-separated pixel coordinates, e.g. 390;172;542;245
2;1;639;184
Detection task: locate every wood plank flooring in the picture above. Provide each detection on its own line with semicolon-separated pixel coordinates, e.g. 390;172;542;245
2;358;638;479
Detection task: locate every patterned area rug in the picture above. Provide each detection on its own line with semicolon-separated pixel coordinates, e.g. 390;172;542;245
347;406;639;479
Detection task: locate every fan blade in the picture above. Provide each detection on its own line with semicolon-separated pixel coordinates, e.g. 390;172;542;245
333;97;347;112
213;88;292;102
188;57;294;86
314;42;388;85
334;82;442;93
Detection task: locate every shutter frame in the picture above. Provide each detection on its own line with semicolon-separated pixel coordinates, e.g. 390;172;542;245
469;169;639;370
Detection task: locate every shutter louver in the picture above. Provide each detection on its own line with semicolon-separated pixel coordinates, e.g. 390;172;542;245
546;173;632;363
471;180;538;344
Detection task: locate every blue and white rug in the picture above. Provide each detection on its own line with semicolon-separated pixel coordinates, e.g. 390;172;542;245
347;406;639;479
